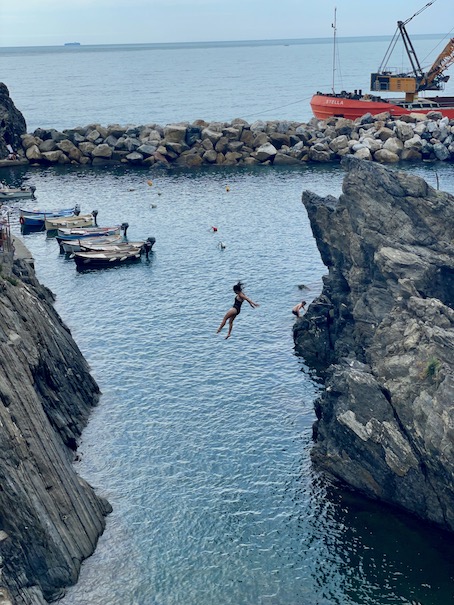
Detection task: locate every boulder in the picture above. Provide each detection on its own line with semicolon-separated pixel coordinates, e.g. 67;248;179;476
25;145;43;161
91;144;113;159
164;124;187;144
255;142;277;162
57;139;82;162
374;149;400;163
383;137;404;155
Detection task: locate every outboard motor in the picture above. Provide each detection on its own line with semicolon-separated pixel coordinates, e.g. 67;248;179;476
92;209;98;225
74;203;81;216
144;236;156;259
30;185;36;199
121;222;129;238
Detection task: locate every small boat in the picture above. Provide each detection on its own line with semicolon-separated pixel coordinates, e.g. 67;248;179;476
19;205;78;228
311;5;454;120
45;214;95;231
59;234;124;254
56;225;123;243
0;183;36;200
73;248;143;270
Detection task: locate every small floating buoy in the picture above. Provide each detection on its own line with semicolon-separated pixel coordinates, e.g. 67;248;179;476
151;204;157;209
211;226;218;232
129;188;135;192
225;185;230;192
218;241;226;249
157;191;162;196
147;180;153;186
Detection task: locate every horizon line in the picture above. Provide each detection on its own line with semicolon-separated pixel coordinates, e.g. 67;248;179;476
0;32;448;50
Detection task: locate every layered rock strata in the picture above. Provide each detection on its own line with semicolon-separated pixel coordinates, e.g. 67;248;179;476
294;158;454;531
13;113;454;168
0;84;27;160
0;244;111;604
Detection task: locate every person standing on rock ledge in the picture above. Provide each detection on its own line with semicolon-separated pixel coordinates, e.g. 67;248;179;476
292;300;306;318
216;281;259;339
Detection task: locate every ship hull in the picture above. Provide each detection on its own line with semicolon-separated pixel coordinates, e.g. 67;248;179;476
310;94;454;121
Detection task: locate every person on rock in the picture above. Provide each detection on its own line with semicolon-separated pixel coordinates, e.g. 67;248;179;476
292;300;306;318
216;281;259;339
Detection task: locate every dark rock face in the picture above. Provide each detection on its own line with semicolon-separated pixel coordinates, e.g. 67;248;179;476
294;157;454;531
0;252;111;603
0;83;27;157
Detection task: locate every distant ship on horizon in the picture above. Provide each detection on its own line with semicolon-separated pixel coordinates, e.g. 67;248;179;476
64;42;81;46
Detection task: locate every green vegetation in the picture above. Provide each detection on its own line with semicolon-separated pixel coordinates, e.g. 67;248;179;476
425;356;441;380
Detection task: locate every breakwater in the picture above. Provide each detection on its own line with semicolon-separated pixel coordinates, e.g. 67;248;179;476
18;111;454;169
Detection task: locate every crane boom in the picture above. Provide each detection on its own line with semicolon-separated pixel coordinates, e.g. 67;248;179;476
421;38;454;89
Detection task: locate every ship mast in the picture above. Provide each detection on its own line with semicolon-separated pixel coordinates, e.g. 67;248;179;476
331;7;337;94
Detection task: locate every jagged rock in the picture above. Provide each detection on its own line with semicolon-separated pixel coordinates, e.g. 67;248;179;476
433;142;450;161
0;83;27;158
294;157;454;532
0;248;110;603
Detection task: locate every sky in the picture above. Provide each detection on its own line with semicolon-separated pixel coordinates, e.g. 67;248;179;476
0;0;452;47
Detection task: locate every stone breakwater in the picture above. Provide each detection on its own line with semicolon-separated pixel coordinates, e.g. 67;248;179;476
293;157;454;532
18;110;454;169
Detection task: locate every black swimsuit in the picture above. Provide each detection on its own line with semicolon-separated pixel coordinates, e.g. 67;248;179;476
233;296;243;314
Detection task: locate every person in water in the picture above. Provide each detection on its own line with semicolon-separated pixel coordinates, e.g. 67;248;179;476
292;300;306;318
217;281;259;339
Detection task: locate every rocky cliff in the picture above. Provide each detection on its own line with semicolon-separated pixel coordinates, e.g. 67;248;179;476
0;245;111;604
0;83;27;159
294;158;454;532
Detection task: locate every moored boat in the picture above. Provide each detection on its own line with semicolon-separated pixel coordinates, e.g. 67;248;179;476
73;248;143;270
45;214;95;231
311;3;454;120
59;234;124;254
19;205;78;228
56;225;123;244
0;183;36;200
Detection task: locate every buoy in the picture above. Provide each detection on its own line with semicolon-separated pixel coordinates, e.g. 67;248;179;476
147;180;153;186
225;186;230;192
157;192;162;196
19;215;24;225
211;226;218;232
151;204;157;209
218;241;226;249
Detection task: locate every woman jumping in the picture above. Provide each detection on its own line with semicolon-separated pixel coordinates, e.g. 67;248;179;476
216;281;259;339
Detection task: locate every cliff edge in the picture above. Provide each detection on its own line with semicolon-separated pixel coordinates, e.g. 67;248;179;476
0;245;111;604
294;157;454;531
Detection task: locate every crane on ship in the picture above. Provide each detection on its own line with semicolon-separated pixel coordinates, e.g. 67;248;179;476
370;0;454;102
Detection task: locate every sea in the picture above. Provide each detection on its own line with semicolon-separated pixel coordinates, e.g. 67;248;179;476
0;36;453;605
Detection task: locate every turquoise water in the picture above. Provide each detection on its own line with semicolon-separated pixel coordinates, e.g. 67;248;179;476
1;36;454;605
6;160;454;605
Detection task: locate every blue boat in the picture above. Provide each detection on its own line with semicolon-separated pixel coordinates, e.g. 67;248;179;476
19;205;78;228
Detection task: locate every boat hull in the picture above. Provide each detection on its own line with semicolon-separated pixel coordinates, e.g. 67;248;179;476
310;94;454;121
45;215;94;231
0;188;36;200
74;249;142;270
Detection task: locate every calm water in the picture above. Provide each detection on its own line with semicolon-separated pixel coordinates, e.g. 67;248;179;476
2;37;454;605
1;35;453;131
